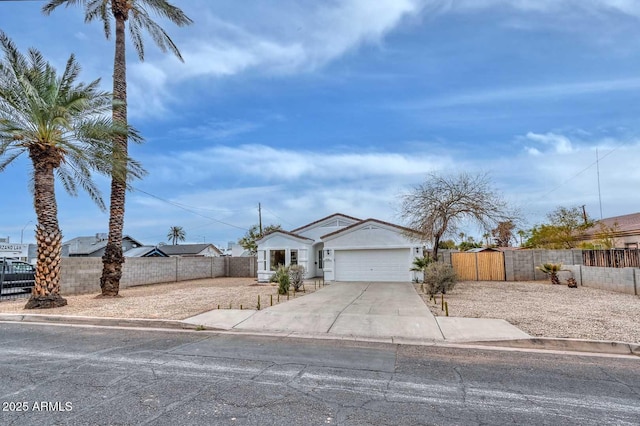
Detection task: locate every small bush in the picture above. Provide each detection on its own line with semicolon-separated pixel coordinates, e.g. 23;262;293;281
274;265;290;295
423;262;457;296
289;265;305;292
536;263;562;285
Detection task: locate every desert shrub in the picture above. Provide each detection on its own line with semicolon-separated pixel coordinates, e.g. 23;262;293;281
536;263;562;285
410;255;434;283
289;265;305;292
274;265;290;295
423;262;457;296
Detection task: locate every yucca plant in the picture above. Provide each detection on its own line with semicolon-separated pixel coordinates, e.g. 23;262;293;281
537;263;563;285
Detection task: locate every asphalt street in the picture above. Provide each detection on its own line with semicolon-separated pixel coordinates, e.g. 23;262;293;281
0;322;638;425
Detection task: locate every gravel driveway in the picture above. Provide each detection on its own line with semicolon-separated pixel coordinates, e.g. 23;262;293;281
417;281;640;344
0;277;319;320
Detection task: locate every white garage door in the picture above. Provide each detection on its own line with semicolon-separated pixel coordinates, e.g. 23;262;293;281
334;249;411;282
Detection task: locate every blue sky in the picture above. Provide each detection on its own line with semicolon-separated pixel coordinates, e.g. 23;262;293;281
2;0;640;248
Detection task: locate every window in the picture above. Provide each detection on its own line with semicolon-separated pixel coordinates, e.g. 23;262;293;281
270;250;286;269
318;250;323;269
290;250;298;265
257;250;267;272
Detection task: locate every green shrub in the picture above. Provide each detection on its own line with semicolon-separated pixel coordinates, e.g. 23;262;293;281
274;265;290;295
423;262;457;296
289;265;305;292
536;263;562;285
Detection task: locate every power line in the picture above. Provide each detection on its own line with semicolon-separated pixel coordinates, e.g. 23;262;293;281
262;206;295;227
537;144;621;198
132;187;249;231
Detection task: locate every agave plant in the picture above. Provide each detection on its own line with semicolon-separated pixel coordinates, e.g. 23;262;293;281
537;263;563;285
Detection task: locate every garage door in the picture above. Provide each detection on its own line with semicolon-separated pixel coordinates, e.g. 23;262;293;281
334;249;411;282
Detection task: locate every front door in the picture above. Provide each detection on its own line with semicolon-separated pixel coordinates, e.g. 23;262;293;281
316;249;324;277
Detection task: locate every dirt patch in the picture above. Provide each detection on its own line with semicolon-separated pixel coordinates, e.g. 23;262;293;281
416;280;640;343
0;277;320;320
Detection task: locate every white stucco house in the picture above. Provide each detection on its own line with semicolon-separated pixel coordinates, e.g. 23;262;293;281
256;213;424;283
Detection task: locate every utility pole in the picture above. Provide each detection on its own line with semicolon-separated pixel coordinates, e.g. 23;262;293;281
581;205;588;224
258;203;263;234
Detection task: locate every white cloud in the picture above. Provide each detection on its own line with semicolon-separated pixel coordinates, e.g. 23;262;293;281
121;0;640;116
126;0;425;113
400;78;640;110
149;144;451;183
172;119;260;140
524;132;574;154
432;0;640;17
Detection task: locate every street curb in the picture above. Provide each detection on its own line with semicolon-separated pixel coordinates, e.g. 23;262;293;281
0;313;202;330
1;314;638;356
470;338;640;356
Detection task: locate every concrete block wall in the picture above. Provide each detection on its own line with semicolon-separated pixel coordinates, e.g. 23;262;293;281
504;249;582;281
212;257;226;277
562;264;638;295
60;257;103;295
177;257;213;281
59;256;257;295
228;257;257;277
122;258;178;287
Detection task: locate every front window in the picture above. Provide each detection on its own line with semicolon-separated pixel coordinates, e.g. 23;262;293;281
318;250;323;269
270;250;286;269
291;250;298;265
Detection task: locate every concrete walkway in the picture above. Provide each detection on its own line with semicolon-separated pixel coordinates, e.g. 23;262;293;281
183;282;530;343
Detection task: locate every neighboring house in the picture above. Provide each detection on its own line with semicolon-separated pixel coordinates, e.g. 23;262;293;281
123;246;168;257
159;243;222;257
466;247;500;253
229;242;251;257
256;213;424;283
63;234;143;257
582;212;640;249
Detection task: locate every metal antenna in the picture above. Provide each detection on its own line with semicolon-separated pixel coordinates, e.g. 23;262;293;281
596;148;603;219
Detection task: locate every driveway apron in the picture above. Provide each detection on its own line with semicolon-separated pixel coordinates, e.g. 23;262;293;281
232;282;445;341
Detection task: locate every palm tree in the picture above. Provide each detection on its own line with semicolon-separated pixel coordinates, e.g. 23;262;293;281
43;0;192;297
167;226;186;245
537;263;563;285
0;32;142;309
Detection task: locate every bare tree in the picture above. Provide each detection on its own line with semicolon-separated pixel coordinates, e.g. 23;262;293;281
400;172;518;261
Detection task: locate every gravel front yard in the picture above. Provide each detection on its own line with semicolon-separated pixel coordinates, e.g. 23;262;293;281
417;280;640;344
0;277;319;320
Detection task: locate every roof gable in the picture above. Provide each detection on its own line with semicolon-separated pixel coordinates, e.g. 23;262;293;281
124;246;168;257
64;235;143;255
257;229;314;245
159;243;222;256
321;218;420;240
290;213;361;234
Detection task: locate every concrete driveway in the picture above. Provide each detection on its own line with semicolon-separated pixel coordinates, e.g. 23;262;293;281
185;282;531;343
188;282;446;341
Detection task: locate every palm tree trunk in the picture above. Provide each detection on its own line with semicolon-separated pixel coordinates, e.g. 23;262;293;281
100;10;128;297
25;147;67;309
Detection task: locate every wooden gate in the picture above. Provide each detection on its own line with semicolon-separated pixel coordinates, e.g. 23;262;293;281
451;251;505;281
